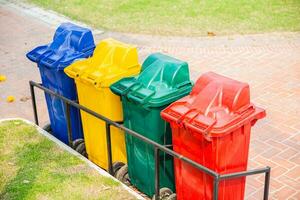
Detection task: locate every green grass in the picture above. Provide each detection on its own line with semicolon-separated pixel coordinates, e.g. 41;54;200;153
0;120;136;200
27;0;300;36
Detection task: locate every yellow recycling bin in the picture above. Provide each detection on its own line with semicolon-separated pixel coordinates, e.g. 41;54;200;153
64;38;141;170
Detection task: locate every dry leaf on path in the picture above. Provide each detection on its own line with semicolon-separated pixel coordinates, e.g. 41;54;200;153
207;32;216;36
20;96;31;102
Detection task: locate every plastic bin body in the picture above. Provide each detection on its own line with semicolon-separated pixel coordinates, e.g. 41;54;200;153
110;53;193;196
123;98;174;196
39;66;82;143
65;38;141;170
26;23;95;144
161;72;266;200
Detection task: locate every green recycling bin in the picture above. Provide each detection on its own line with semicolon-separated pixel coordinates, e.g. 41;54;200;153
110;53;193;197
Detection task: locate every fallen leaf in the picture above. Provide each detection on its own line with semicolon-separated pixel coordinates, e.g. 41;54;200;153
6;96;15;103
0;75;6;82
101;186;111;191
20;96;31;102
207;32;216;37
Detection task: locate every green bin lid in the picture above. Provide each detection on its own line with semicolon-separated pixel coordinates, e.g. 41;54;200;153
110;53;193;107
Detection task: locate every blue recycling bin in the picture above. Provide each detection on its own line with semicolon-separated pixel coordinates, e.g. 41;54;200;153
26;23;95;144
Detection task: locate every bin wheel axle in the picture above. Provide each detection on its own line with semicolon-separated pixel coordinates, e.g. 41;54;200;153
42;123;52;134
167;193;176;200
72;138;84;148
152;188;174;200
72;139;87;158
115;164;131;186
112;162;125;176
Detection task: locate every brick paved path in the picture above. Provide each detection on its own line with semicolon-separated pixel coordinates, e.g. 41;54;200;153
0;1;299;199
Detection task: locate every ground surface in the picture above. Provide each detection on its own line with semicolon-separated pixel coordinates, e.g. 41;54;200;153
27;0;300;36
0;1;299;199
0;120;136;200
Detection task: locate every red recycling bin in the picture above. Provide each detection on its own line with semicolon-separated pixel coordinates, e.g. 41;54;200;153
161;72;266;200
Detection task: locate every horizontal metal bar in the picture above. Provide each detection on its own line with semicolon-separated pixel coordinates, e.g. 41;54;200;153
30;81;219;177
220;167;270;180
29;80;271;183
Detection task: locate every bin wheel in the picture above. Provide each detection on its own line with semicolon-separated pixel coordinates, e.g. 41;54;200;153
75;142;87;158
42;123;52;133
167;193;176;200
72;138;84;149
152;188;173;200
115;165;130;186
112;162;125;176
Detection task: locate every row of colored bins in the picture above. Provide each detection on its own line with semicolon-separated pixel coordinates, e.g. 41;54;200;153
27;23;266;200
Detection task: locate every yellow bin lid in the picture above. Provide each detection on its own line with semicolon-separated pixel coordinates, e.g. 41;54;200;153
64;38;141;88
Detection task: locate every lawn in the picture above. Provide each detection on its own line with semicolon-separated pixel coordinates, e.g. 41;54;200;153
27;0;300;36
0;120;136;200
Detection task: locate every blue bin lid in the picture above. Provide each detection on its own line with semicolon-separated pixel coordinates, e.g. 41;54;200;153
26;22;95;70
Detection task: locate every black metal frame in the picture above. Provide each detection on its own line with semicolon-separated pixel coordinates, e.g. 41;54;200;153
29;81;271;200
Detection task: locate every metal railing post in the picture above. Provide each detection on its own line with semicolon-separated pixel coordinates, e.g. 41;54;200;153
154;147;160;200
263;167;271;200
29;82;39;125
105;122;113;175
29;80;272;200
64;102;73;147
213;175;219;200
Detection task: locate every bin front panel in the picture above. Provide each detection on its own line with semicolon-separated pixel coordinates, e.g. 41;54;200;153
161;72;266;200
123;98;174;196
171;123;252;200
39;64;83;144
75;81;126;170
110;53;193;197
64;38;142;171
26;23;95;144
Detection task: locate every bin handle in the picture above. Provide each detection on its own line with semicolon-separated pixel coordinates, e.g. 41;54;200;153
41;53;65;68
111;81;139;96
64;68;78;78
127;88;155;104
27;48;52;62
127;93;150;104
36;49;52;60
160;102;189;125
161;110;182;125
176;108;197;124
83;75;98;86
175;81;192;89
186;113;217;138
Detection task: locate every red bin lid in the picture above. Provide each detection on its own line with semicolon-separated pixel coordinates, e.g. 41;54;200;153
161;72;266;137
